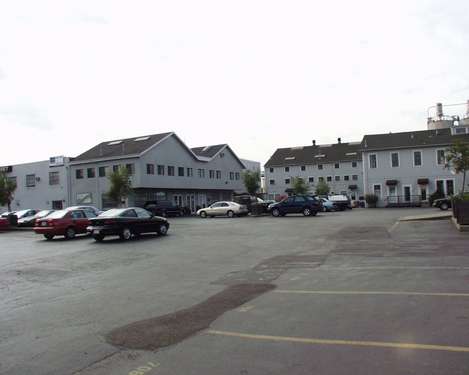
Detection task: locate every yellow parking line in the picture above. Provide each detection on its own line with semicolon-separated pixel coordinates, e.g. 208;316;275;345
274;290;469;297
207;330;469;353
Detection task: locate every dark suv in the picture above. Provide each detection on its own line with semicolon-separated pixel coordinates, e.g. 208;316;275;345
143;201;183;217
269;195;321;217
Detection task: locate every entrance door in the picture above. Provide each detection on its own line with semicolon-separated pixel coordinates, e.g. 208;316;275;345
446;180;454;196
420;186;427;201
198;193;207;208
185;194;195;213
173;194;183;207
388;185;397;205
403;186;411;202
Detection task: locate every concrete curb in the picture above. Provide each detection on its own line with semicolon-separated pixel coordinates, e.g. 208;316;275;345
451;217;469;232
399;212;452;222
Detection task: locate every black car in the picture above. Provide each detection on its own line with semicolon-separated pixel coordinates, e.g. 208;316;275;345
87;207;170;242
143;201;183;217
433;197;452;210
269;195;321;217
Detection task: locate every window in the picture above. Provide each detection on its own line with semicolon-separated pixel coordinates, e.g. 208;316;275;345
52;200;63;210
76;192;92;204
413;151;422;167
235;172;240;180
285;167;289;172
335;176;340;181
7;176;16;185
352;161;357;168
198;169;205;178
216;170;221;179
229;172;234;180
113;165;119;172
369;154;377;169
187;168;193;177
71;210;85;219
294;196;306;203
167;166;175;176
269;179;275;185
344;175;349;181
301;166;306;171
327;176;332;182
99;166;107;177
334;163;340;169
178;167;185;177
135;207;152;218
157;165;165;175
49;171;60;185
269;167;274;173
318;177;324;182
373;184;381;197
209;170;215;179
121;209;138;218
285;178;290;184
308;177;314;183
318;164;323;170
146;164;155;175
437;149;446;165
25;174;36;187
76;169;84;179
352;175;358;180
126;164;134;175
87;168;95;178
391;152;399;168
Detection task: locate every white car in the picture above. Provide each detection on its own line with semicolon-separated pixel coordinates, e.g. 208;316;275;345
197;201;248;218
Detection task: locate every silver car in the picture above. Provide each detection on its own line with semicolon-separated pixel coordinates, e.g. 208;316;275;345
197;201;248;218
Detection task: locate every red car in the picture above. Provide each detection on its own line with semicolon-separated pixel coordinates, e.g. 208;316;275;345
0;217;9;231
34;209;96;240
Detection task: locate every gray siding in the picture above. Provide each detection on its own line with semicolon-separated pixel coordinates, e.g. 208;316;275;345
0;160;70;211
264;161;363;200
69;135;246;209
363;147;468;206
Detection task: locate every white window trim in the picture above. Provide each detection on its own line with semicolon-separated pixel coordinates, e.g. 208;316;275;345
434;178;456;196
334;175;341;181
369;153;378;169
402;184;412;202
413;150;423;167
373;183;382;198
436;149;446;166
387;184;397;198
419;185;429;201
308;176;315;183
326;175;333;182
390;151;400;168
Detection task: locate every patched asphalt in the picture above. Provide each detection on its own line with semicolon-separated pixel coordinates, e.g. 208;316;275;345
1;208;468;375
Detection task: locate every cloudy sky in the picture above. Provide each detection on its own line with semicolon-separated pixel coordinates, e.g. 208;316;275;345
1;0;469;165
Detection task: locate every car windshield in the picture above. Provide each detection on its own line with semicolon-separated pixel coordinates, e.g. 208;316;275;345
14;210;30;217
98;209;126;217
46;210;68;219
35;210;52;218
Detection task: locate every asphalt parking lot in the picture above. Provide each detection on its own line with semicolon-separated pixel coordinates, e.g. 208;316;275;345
1;208;469;375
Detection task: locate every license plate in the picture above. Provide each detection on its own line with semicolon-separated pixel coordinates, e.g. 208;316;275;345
93;230;100;235
41;222;47;226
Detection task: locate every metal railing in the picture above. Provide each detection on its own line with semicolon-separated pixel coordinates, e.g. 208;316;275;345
384;195;423;208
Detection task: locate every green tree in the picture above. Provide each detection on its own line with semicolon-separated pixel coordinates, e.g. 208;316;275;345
107;166;132;207
242;170;260;195
446;140;469;195
292;177;309;195
0;172;17;211
315;180;330;196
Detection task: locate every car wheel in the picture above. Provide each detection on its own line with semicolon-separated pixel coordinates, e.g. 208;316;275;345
44;234;54;241
119;227;132;240
157;224;169;235
200;211;207;218
93;234;105;242
65;227;76;240
227;210;234;218
272;208;280;217
303;207;312;216
440;202;449;210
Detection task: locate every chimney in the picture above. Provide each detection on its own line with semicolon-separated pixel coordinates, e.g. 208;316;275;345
436;102;443;118
312;140;316;146
337;137;341;144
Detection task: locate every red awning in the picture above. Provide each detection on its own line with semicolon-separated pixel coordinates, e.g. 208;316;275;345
386;180;398;186
417;178;429;185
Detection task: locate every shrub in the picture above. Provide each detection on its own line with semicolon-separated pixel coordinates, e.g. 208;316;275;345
365;194;378;207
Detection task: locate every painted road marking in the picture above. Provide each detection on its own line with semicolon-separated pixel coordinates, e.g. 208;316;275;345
238;305;255;312
128;361;160;375
274;290;469;297
318;266;469;270
388;221;400;233
207;330;469;353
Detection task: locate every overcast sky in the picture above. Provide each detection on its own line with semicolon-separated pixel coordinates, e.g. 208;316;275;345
1;0;469;166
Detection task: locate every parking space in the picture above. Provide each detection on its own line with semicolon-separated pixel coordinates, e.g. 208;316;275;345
1;208;469;374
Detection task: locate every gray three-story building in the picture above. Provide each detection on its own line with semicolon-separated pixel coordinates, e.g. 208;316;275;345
264;139;364;200
69;132;246;211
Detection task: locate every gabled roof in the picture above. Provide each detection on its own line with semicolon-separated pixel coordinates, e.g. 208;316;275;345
73;132;173;161
361;128;469;151
191;144;226;158
265;142;362;168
